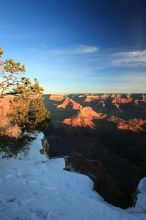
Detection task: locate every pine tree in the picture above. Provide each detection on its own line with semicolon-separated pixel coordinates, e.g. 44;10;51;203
0;48;25;97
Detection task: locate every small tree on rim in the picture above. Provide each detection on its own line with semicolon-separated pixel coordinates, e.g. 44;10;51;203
0;48;25;97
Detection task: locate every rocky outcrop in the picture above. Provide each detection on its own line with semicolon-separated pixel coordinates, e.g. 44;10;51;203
135;96;146;105
98;100;105;107
0;96;22;138
65;152;105;180
112;97;133;104
112;97;133;108
84;94;110;103
118;119;146;132
63;107;106;128
41;136;50;158
109;116;146;132
49;94;65;102
84;95;99;102
65;152;124;207
57;98;82;110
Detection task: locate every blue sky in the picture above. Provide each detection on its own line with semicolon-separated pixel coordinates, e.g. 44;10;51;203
0;0;146;93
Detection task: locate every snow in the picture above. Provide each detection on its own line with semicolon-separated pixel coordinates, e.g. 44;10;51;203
0;133;146;220
133;177;146;213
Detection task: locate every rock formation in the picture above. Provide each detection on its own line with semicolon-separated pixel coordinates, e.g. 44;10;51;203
112;97;133;108
84;95;99;102
98;100;105;107
135;96;146;105
84;94;110;103
63;106;106;128
49;94;65;101
65;152;124;207
109;116;146;132
57;98;82;110
41;136;50;158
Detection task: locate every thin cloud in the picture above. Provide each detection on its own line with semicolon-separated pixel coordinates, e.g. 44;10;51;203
51;44;99;56
111;50;146;67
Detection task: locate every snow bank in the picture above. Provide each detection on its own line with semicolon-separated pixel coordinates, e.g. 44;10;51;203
133;177;146;213
0;133;146;220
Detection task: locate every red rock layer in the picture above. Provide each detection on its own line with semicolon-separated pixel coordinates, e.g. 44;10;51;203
112;97;133;104
63;107;106;128
84;95;99;102
84;94;110;102
134;97;146;105
57;98;82;110
109;116;146;132
112;97;133;109
49;94;65;101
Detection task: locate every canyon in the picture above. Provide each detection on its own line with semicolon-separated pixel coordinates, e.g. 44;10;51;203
47;94;146;132
43;93;146;208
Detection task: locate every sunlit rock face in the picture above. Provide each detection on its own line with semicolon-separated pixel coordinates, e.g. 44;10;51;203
79;107;106;118
135;96;146;105
84;94;110;103
63;106;106;128
84;95;99;102
57;97;82;110
109;116;146;132
118;119;146;132
49;94;65;102
112;97;133;105
142;96;146;102
0;96;22;138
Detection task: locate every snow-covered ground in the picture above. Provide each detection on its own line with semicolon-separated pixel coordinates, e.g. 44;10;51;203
0;133;146;220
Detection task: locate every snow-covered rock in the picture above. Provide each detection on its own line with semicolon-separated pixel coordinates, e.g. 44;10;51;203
133;177;146;213
0;133;146;220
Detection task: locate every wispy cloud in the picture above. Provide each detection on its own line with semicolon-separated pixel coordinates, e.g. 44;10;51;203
111;50;146;67
50;44;99;56
6;44;146;93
